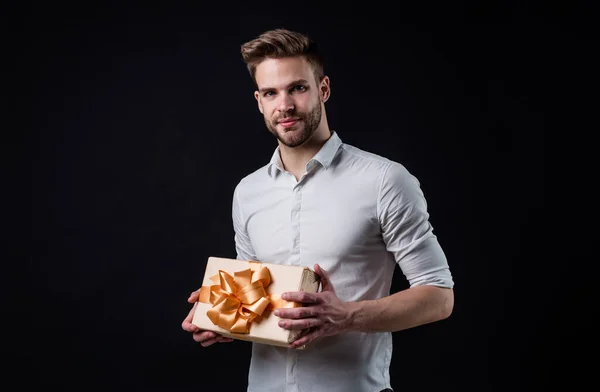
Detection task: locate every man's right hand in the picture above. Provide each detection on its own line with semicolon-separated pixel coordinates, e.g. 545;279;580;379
181;288;234;347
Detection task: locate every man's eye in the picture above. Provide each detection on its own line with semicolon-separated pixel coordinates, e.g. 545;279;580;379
264;91;275;97
293;85;306;92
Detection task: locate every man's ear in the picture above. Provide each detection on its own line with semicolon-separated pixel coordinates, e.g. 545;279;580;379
320;76;331;103
254;91;264;114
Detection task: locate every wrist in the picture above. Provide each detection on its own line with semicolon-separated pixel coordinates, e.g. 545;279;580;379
344;301;364;332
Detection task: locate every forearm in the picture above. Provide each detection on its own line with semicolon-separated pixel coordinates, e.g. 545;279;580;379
347;285;454;333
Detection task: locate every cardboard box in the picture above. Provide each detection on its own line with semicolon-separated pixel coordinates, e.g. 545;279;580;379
192;257;321;349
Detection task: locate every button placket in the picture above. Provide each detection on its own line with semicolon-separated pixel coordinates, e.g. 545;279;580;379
289;185;302;265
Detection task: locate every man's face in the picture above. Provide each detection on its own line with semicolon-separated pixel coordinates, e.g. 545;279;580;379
254;57;324;148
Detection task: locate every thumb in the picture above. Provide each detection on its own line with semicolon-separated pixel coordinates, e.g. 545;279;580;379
188;288;201;303
314;264;334;292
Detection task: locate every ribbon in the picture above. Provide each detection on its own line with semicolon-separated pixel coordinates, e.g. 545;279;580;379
197;261;298;333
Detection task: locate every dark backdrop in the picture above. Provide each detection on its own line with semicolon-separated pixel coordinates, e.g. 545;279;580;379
13;1;583;391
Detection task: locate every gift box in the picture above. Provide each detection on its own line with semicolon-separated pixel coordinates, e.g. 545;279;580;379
192;256;321;349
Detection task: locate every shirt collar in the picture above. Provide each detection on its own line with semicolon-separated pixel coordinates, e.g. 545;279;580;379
268;131;343;177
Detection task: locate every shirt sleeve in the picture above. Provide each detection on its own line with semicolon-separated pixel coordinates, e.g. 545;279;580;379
378;161;454;288
232;182;257;261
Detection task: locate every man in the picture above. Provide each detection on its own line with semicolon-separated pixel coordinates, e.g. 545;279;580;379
182;28;454;392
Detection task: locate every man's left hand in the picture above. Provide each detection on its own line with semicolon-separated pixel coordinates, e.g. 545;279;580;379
274;263;354;349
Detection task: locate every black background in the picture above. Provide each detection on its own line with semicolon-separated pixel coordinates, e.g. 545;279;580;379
12;1;587;391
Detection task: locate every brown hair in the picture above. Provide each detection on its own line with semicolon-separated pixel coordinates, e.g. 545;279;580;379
240;28;325;86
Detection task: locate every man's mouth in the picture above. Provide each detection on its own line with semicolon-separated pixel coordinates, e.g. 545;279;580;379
278;118;300;128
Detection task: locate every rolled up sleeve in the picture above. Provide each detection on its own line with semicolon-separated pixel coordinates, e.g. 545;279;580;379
232;183;257;261
378;162;454;288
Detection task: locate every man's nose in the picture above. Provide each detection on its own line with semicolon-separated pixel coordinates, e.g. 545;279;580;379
277;93;294;112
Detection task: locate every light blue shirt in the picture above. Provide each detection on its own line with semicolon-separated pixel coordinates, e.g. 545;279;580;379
232;131;454;392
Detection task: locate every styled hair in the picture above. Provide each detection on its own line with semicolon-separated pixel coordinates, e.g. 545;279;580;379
240;28;325;86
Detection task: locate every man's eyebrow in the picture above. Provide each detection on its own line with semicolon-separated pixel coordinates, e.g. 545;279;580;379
258;79;309;93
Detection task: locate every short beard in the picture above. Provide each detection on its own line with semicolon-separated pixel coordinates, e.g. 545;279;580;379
266;103;322;148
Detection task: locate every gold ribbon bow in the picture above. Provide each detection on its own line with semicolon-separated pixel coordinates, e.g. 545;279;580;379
198;262;296;333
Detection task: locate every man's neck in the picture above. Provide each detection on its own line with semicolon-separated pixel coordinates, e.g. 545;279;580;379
279;129;332;180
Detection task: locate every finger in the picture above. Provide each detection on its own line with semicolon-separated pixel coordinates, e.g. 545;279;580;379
200;337;220;347
181;302;200;332
199;334;233;346
281;291;320;304
193;330;218;343
188;288;202;303
274;306;316;319
289;327;322;349
314;264;333;291
278;317;323;330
